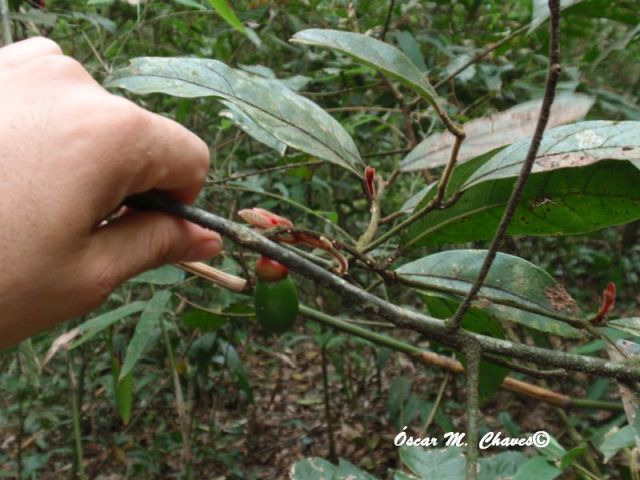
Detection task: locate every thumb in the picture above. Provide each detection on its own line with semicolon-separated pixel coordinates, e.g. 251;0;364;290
89;211;222;287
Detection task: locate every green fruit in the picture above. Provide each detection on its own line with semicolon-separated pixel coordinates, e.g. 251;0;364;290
253;276;299;334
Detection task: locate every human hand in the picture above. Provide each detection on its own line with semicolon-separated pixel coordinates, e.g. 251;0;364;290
0;38;222;348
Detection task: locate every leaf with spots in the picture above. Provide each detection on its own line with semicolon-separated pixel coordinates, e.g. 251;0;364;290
402;121;640;250
396;250;583;338
399;93;594;171
291;28;441;109
106;57;363;176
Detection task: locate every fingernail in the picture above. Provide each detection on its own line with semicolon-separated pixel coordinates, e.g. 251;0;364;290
183;238;222;261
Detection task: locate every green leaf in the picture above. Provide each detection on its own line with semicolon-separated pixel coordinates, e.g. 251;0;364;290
464;121;640;188
396;250;583;338
115;370;133;425
599;425;637;461
173;0;206;10
208;0;244;31
110;349;133;425
530;0;639;33
399;446;466;479
219;101;287;156
478;451;527;480
424;294;510;402
106;58;362;175
71;302;148;349
395;31;427;72
218;339;253;402
18;339;41;388
129;265;185;285
602;317;640;337
291;29;440;109
403;121;640;249
119;291;172;381
512;456;562;480
182;309;229;331
290;457;336;480
335;459;378;479
400;94;594;171
206;0;260;46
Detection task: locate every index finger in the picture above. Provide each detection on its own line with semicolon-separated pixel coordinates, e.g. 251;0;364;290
108;96;211;206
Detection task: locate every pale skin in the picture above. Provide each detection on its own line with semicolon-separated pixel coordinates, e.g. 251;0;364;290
0;37;222;348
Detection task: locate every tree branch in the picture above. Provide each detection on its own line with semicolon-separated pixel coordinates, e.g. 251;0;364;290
125;191;640;382
446;0;562;332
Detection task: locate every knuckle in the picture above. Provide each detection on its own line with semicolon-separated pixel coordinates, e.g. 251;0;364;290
37;54;88;79
25;36;63;55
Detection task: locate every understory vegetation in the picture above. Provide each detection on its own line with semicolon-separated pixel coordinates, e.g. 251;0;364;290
2;1;640;479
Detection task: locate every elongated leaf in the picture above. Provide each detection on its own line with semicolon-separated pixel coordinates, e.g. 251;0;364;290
335;459;378;480
400;446;466;479
218;339;253;402
207;0;261;47
530;0;639;33
182;309;229;331
400;148;500;213
291;29;440;108
479;451;527;480
466;121;640;187
397;250;583;338
512;456;562;480
106;58;362;175
129;265;184;285
608;317;640;337
110;348;133;425
208;0;245;33
290;457;336;480
219;101;287;156
404;121;640;249
115;370;134;425
70;302;148;349
400;93;594;170
120;290;172;380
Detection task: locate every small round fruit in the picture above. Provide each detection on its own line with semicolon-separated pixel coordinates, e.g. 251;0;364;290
255;256;289;282
253;276;299;334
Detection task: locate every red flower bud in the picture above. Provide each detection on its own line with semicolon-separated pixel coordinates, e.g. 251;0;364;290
599;282;616;317
364;166;376;200
592;282;616;324
238;208;293;229
255;256;289;282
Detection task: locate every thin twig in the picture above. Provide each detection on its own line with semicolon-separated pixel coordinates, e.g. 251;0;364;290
356;177;385;250
433;24;528;91
326;106;401;113
362;148;411;159
464;341;481;480
380;0;396;42
446;0;562;332
363;134;465;255
421;371;450;435
483;353;567;379
208;160;323;185
299;82;383;97
124;191;640;382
